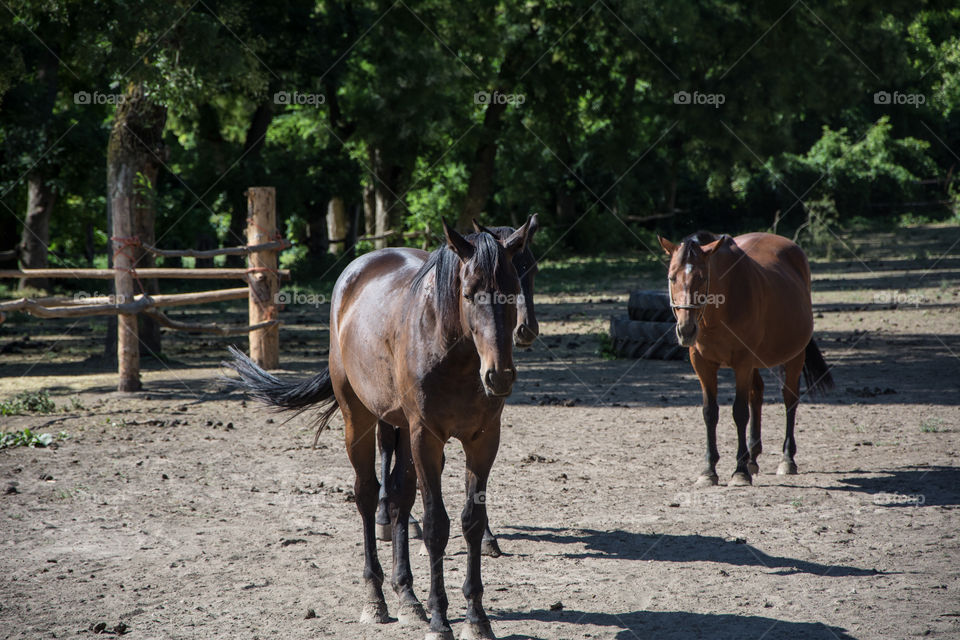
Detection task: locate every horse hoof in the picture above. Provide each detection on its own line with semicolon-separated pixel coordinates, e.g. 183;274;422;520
481;537;502;558
398;601;428;626
728;471;752;487
418;541;429;556
777;461;798;475
460;620;496;640
695;474;719;487
747;462;760;476
409;518;423;539
376;523;392;541
425;630;456;640
359;600;389;624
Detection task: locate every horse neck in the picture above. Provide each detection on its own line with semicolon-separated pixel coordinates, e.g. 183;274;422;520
702;247;751;326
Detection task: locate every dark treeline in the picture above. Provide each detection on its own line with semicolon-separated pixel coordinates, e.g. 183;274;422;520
1;0;958;285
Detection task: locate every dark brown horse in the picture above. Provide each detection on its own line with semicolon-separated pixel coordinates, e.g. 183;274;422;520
658;231;834;487
376;216;540;558
225;218;534;640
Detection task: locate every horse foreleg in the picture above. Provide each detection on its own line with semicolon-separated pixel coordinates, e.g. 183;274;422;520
691;351;720;486
748;368;764;476
388;427;428;626
412;427;453;640
778;352;804;475
729;365;753;486
460;427;500;640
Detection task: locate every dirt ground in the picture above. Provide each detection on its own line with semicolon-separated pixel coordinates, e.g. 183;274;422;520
1;225;958;640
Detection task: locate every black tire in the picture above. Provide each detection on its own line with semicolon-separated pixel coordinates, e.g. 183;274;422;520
627;290;673;322
608;316;685;360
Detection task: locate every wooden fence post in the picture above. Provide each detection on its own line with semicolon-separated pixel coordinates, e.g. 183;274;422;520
246;187;280;369
110;166;141;392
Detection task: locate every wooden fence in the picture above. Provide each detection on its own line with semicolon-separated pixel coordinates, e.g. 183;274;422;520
0;187;288;391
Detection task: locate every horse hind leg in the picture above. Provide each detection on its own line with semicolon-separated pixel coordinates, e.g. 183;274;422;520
747;368;763;477
376;421;396;541
342;391;389;624
778;352;804;476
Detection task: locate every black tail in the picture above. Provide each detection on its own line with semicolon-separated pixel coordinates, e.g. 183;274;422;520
802;338;834;395
221;345;339;442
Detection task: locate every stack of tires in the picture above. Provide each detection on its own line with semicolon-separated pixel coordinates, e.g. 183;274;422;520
609;290;686;360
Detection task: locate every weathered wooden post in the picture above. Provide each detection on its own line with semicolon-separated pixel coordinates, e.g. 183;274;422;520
246;187;280;369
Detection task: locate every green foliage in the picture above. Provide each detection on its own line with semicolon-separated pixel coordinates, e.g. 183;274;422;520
0;390;56;415
0;429;68;449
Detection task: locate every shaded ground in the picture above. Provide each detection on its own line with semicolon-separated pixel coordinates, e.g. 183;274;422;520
1;223;958;640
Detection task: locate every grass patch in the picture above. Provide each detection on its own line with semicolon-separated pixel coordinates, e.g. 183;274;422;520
920;418;944;433
0;428;68;449
537;253;662;294
595;332;618;361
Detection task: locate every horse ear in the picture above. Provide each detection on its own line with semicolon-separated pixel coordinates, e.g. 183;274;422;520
443;218;475;262
502;217;532;257
701;235;728;255
528;213;540;237
658;235;677;254
471;218;484;234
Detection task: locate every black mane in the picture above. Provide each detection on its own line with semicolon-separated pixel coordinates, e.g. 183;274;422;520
409;231;504;338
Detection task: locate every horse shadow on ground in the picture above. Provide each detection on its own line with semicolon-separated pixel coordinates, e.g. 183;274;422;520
496;525;880;577
816;465;960;507
496;609;856;640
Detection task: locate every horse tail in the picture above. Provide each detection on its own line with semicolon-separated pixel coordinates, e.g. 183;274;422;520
221;345;339;444
802;338;834;395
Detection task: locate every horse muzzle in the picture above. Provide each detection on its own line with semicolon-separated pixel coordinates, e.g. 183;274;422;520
676;322;698;347
514;324;538;348
483;367;517;397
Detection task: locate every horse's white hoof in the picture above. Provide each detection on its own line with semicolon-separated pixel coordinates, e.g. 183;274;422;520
695;474;719;487
409;518;423;539
480;537;502;558
398;601;428;626
359;600;389;624
777;461;798;475
728;471;752;487
376;523;392;541
460;620;496;639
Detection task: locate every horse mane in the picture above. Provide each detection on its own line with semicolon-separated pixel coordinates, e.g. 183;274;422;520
409;231;502;339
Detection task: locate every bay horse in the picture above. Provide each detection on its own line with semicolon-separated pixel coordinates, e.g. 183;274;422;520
658;231;834;487
376;216;540;558
225;218;534;640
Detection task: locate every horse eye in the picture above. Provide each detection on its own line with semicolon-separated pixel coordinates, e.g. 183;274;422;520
668;276;676;283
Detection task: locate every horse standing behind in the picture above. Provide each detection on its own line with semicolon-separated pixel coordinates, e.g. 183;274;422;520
658;231;834;487
225;219;533;640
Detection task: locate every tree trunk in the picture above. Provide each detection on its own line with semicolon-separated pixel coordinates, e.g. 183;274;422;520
19;174;56;291
362;179;376;236
370;148;403;249
326;197;347;254
458;99;508;229
133;161;163;357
